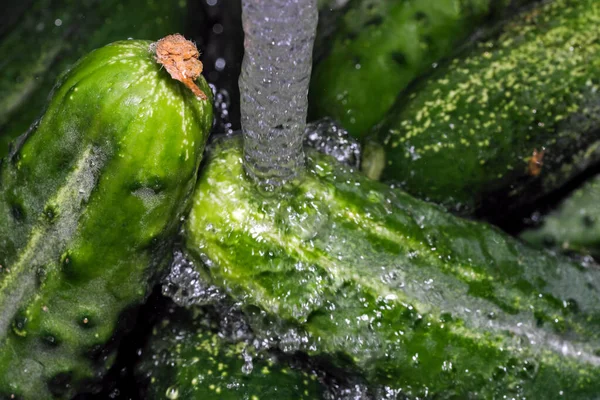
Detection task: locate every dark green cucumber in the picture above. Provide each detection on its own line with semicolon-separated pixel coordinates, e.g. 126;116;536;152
185;136;600;399
313;0;351;66
0;0;187;158
369;0;600;215
0;40;213;399
308;0;530;137
521;175;600;258
137;306;325;400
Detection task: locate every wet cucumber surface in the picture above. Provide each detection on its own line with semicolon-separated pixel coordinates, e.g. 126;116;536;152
137;306;326;400
309;0;530;137
0;40;212;399
1;1;599;399
0;0;187;158
185;136;600;399
369;0;600;216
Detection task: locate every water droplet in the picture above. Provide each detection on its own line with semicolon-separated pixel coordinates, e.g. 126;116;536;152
563;298;579;313
241;349;254;374
215;58;226;71
213;23;224;34
165;385;179;399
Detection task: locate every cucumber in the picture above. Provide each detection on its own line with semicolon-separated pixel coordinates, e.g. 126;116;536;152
0;38;213;399
0;0;187;158
521;175;600;259
369;0;600;215
185;136;600;399
308;0;530;137
137;306;325;400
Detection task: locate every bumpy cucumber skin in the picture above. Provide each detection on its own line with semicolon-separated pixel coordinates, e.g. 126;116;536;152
372;0;600;215
0;0;187;158
137;307;325;400
308;0;525;137
0;40;213;399
521;175;600;258
186;136;600;399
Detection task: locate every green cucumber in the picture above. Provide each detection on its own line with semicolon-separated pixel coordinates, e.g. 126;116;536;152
0;39;213;399
369;0;600;215
0;0;187;158
137;306;325;400
313;0;350;66
185;136;600;399
521;175;600;259
308;0;530;137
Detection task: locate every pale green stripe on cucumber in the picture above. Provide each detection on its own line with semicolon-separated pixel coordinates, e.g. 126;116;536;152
185;136;600;399
0;39;213;399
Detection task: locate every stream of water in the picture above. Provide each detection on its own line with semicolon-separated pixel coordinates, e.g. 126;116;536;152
239;0;318;186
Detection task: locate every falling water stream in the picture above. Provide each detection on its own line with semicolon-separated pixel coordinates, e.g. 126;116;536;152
239;0;318;186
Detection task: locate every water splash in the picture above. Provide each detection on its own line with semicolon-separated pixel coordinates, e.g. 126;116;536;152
162;251;226;307
161;250;375;398
239;0;318;186
209;84;235;135
305;118;361;168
